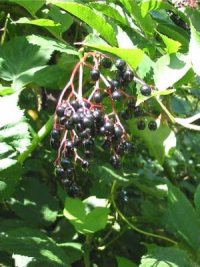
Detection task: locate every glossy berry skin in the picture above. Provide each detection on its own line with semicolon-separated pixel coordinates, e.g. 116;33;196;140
114;125;123;138
148;121;157;131
51;129;60;141
140;84;151;96
93;91;102;103
134;106;143;117
65;120;73;130
90;69;100;81
83;139;94;150
66;140;74;150
115;59;126;70
123;69;134;82
82;116;93;128
68;183;80;197
66;168;74;179
59;116;66;125
72;113;81;124
61;158;72;170
70;100;81;110
104;121;114;134
112;90;121;101
93;109;102;120
110;155;120;169
110;79;120;91
55;167;65;178
101;57;112;68
81;160;89;169
56;106;65;117
137;120;146;130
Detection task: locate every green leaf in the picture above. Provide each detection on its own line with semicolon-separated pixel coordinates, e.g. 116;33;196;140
89;2;129;26
0;86;15;96
8;178;60;226
139;245;192;267
27;34;78;55
0;94;30;201
154;53;191;90
119;0;155;36
16;17;60;27
54;2;117;46
158;32;181;54
168;183;200;250
82;36;144;70
189;24;200;75
9;0;45;15
0;36;52;90
129;118;176;164
194;184;200;218
63;197;109;234
117;256;137;267
49;5;73;33
0;220;70;266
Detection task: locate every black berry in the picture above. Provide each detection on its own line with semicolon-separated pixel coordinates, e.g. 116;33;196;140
104;121;114;134
90;69;100;81
137;120;146;130
101;57;112;68
56;106;65;117
123;69;134;82
61;158;71;170
114;125;123;138
81;160;89;169
55;167;65;178
110;155;120;168
112;90;122;101
51;129;60;141
148;121;157;131
93;91;102;103
140;84;151;96
115;59;126;70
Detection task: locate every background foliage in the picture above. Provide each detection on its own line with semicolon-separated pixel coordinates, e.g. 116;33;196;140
0;0;200;266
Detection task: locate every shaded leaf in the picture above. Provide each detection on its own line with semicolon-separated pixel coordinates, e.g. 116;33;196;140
9;0;45;15
168;183;200;250
189;23;200;75
154;53;191;90
117;256;137;267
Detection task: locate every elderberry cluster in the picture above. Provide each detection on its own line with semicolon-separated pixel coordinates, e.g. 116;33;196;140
50;52;158;195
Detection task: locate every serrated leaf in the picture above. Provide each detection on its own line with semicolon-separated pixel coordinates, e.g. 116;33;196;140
119;0;155;36
117;256;137;267
89;2;129;26
189;24;200;75
82;35;144;70
0;220;70;266
54;2;117;46
154;53;191;90
0;94;30;201
129;118;176;164
27;34;78;55
139;246;192;267
9;0;45;15
0;36;52;90
168;183;200;250
16;17;60;27
158;32;181;54
8;178;59;226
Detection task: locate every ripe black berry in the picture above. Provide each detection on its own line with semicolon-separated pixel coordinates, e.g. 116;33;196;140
72;113;81;124
56;106;65;117
93;109;102;120
82;116;93;128
51;129;60;141
93;91;102;103
83;139;94;150
104;121;114;134
123;69;134;82
127;99;135;109
110;79;120;91
137;120;146;130
114;125;123;138
50;138;60;149
59;116;66;125
61;158;72;170
66;168;74;179
101;57;112;68
68;183;80;197
148;121;157;131
55;167;65;178
121;109;130;120
90;69;100;81
134;106;143;117
115;59;126;70
70;100;81;110
81;160;89;169
112;90;122;101
65;120;73;130
140;84;151;96
110;155;120;168
66;140;74;150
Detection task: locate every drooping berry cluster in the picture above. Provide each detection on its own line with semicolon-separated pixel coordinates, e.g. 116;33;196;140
50;52;157;195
